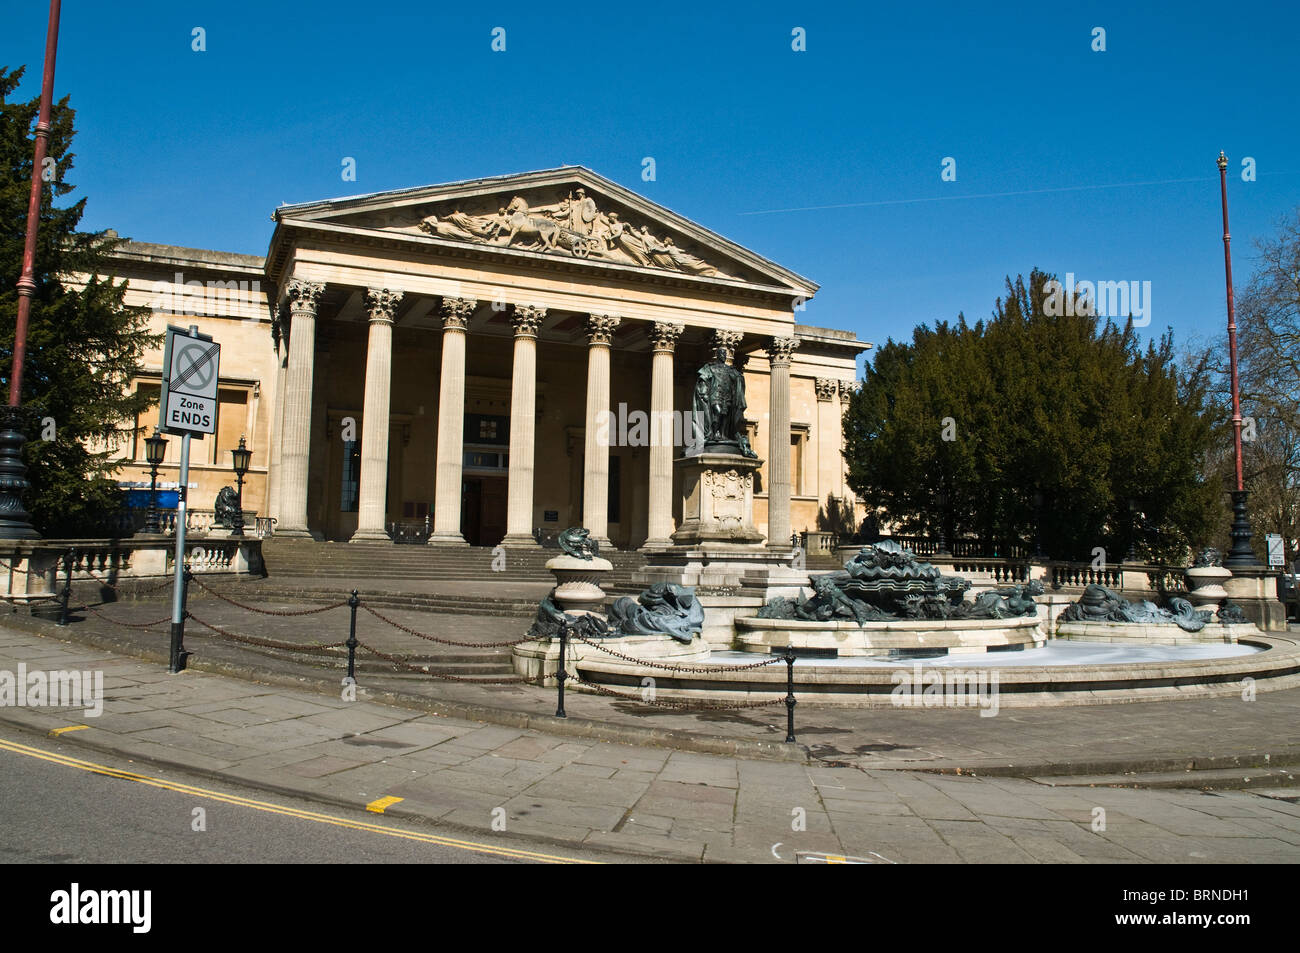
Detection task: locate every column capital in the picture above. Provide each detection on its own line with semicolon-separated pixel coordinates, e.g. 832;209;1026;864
440;296;477;331
815;378;838;402
839;379;858;402
769;335;800;367
511;304;546;338
713;328;743;361
285;279;325;315
364;287;404;325
586;313;621;346
649;321;684;353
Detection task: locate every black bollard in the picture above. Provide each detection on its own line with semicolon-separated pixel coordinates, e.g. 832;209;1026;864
555;618;568;718
346;589;359;682
170;566;193;673
57;548;73;626
784;644;797;744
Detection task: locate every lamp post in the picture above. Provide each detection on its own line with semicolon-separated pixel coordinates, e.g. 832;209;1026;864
1218;151;1260;567
1126;498;1140;563
0;0;61;540
143;429;167;534
229;435;252;538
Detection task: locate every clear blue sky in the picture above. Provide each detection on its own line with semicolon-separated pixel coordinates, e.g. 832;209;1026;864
5;1;1298;370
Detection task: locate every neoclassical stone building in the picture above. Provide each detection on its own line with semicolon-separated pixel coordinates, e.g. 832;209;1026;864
100;168;869;549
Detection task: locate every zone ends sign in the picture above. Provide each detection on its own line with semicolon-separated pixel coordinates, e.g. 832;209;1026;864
159;325;221;437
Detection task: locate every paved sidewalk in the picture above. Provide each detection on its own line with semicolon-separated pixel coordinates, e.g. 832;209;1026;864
34;593;1300;776
2;625;1299;863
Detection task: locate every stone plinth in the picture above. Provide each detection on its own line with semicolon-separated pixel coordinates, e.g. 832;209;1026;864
1056;620;1257;644
735;615;1045;657
546;554;612;616
1221;566;1288;631
671;453;764;546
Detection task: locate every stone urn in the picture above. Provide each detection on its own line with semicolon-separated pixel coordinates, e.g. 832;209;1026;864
546;554;612;616
1185;547;1231;609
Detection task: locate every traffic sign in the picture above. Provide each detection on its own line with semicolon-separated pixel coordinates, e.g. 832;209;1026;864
1266;533;1285;568
160;325;220;437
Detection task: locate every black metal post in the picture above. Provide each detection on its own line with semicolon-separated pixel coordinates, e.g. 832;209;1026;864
145;461;160;534
555;619;568;718
346;589;359;682
57;548;73;626
231;469;246;538
784;644;797;744
169;565;192;673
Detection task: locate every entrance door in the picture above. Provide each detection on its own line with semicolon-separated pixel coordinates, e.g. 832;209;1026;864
461;476;507;546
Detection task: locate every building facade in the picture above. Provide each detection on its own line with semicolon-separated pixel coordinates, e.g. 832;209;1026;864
98;168;869;548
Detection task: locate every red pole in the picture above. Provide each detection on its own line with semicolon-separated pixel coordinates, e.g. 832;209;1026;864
9;0;63;408
1218;151;1244;493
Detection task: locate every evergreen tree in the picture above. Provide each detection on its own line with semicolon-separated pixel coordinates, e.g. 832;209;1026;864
844;269;1220;562
0;65;157;537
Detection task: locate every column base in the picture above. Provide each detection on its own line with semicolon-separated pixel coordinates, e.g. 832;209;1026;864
427;533;469;547
640;537;674;552
592;536;617;554
275;527;315;540
500;534;542;548
349;529;393;544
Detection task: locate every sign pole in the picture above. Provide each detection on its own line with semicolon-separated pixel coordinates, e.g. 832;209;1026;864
169;431;191;673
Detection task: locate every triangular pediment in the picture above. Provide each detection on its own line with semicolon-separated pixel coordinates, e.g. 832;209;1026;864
273;167;816;294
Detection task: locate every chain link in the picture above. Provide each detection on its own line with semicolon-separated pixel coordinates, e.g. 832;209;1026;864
569;633;785;674
84;570;175;594
191;576;348;615
187;612;348;652
83;605;172;629
360;605;537;648
355;640;530;685
571;671;782;710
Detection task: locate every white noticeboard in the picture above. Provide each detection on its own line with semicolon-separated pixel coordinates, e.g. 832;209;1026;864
1266;533;1285;568
160;326;220;437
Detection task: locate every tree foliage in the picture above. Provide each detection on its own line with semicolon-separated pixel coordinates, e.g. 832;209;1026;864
0;65;157;537
844;269;1221;562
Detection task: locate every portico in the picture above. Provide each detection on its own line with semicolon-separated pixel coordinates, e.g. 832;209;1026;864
261;168;868;548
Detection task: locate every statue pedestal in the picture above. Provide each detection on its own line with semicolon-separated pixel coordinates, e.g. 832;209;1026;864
636;453;810;623
671;453;764;546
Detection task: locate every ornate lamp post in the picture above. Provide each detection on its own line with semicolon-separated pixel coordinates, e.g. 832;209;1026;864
1218;151;1260;567
0;0;61;540
229;435;252;538
143;429;167;534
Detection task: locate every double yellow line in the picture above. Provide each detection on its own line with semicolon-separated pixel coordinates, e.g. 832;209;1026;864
0;734;595;864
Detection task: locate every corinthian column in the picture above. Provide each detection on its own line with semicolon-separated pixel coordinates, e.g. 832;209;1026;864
428;296;476;547
582;313;621;550
351;288;403;542
766;336;800;549
644;321;683;550
266;323;288;523
503;304;544;547
277;279;325;538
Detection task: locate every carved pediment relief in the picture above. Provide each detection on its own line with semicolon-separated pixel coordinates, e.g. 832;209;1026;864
412;188;734;279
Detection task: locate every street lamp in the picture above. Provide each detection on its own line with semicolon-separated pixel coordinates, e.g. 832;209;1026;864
143;429;167;534
229;435;252;538
1218;151;1261;568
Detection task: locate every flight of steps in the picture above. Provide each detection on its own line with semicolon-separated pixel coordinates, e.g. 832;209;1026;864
260;538;648;588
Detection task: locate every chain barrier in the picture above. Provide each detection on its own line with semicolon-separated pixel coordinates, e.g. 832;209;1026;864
83;570;175;594
354;640;530;685
571;671;783;711
569;633;785;674
360;604;538;648
83;605;172;629
190;576;349;616
187;612;349;653
0;560;41;577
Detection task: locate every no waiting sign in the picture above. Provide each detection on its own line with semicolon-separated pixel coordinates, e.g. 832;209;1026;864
160;325;221;437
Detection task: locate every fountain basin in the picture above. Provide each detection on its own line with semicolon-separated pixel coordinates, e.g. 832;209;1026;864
1056;620;1257;645
735;615;1045;657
